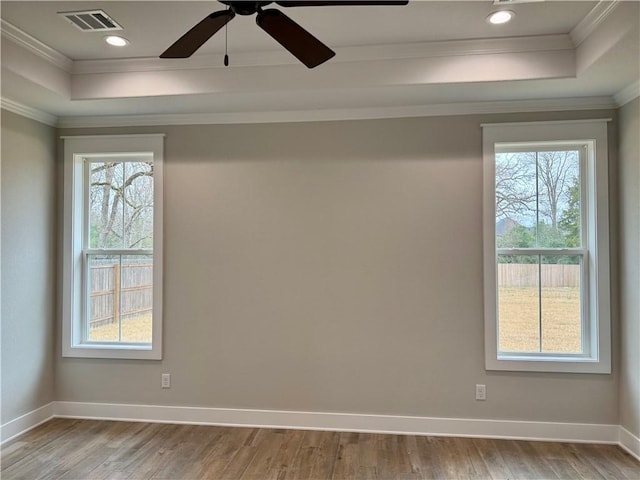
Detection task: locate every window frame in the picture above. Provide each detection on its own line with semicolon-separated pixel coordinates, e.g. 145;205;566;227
482;120;611;373
62;134;164;360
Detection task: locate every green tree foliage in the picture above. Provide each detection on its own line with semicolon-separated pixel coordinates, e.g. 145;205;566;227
497;222;576;264
559;176;581;248
537;221;566;248
497;225;535;249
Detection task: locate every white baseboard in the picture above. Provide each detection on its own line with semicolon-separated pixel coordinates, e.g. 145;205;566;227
3;401;630;452
619;426;640;461
54;401;619;445
0;402;55;445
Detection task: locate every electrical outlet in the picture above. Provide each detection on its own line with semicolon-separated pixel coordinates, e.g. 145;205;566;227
475;384;486;401
161;373;171;389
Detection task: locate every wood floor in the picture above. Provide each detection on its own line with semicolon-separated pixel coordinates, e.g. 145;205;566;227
2;419;639;480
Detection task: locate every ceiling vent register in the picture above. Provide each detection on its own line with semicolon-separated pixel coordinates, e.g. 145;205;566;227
58;10;123;32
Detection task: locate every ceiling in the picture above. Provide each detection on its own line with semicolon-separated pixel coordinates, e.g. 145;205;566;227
2;1;597;58
1;1;638;127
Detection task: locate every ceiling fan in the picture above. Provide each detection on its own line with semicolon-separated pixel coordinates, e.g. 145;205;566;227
160;1;409;68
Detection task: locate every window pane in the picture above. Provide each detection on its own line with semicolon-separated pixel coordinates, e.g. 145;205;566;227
89;162;125;249
89;160;154;249
540;255;582;353
495;152;537;248
495;149;582;249
497;254;539;353
87;254;153;343
123;161;154;249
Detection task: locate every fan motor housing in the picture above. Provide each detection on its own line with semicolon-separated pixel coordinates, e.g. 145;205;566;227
219;1;272;15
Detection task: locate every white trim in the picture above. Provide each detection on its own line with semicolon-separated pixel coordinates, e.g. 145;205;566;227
6;402;636;455
0;403;55;445
60;134;167;140
56;97;617;128
619;427;640;462
53;401;620;445
482;120;611;373
481;118;613;127
614;81;640;107
71;34;573;74
1;97;59;126
0;19;73;72
62;135;164;360
570;1;620;47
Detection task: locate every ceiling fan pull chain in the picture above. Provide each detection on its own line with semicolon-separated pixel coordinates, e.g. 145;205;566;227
224;6;230;66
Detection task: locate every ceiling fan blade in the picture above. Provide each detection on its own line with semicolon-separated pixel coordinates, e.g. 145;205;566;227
160;10;235;58
276;1;408;6
256;9;335;68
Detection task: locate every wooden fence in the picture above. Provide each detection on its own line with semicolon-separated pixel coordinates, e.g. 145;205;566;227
89;262;153;328
498;263;580;288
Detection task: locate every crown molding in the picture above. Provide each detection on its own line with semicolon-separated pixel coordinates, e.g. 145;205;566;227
71;34;573;74
1;97;59;126
1;17;572;76
570;0;620;47
57;97;616;128
0;13;625;124
614;80;640;107
0;19;73;72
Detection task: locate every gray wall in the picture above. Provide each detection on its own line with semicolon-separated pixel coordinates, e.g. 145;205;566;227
1;110;57;424
56;109;620;424
618;97;640;437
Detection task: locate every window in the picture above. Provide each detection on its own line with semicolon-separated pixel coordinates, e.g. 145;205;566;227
482;120;610;373
62;135;164;359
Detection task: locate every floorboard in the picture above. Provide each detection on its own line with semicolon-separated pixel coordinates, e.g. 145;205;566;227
2;419;639;480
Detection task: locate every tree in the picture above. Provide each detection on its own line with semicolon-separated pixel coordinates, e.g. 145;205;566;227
497;224;537;263
536;221;566;249
495;152;536;222
559;176;581;248
89;161;154;249
497;224;535;249
537;150;579;230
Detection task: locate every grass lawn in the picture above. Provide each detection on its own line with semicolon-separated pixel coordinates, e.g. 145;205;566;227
498;286;581;353
89;314;152;343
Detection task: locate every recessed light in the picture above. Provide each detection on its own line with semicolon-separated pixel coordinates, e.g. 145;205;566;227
487;10;515;25
105;35;129;47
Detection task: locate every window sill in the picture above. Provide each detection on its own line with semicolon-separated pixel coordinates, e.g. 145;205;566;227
486;355;610;374
62;343;161;360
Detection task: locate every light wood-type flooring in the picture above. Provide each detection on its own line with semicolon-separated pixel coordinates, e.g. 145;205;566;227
2;418;639;479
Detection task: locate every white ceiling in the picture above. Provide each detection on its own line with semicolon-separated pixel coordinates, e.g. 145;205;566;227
1;1;597;58
1;1;638;126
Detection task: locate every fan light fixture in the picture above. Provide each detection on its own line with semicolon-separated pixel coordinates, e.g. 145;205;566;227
487;10;515;24
105;35;129;46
